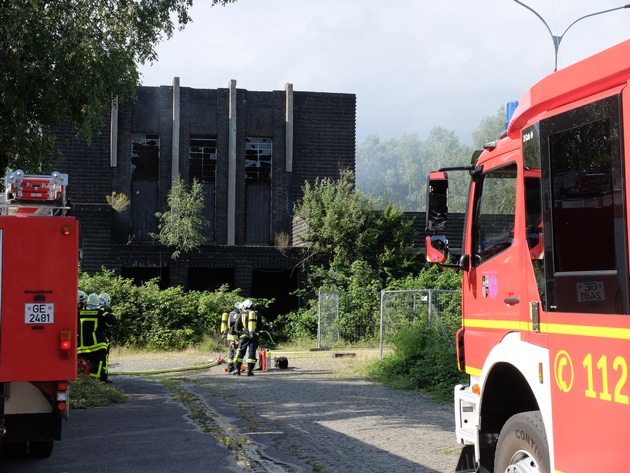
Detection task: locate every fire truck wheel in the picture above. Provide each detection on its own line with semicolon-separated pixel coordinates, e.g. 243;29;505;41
494;411;549;473
29;440;54;458
77;356;91;377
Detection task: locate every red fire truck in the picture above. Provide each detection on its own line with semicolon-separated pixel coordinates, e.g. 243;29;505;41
426;39;630;472
0;170;78;458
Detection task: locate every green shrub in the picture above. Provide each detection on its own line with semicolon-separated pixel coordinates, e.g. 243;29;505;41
367;325;466;400
276;304;318;341
78;268;267;351
366;264;465;400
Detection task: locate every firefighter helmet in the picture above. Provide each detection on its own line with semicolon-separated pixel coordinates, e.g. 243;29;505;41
234;302;241;310
242;299;252;310
87;293;100;307
100;292;111;306
78;290;87;304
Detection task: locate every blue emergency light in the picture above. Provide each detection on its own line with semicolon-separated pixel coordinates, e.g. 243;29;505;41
505;101;519;130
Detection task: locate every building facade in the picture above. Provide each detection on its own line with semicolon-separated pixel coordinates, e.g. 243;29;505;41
56;80;356;315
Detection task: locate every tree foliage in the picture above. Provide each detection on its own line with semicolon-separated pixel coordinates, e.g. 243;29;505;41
294;170;418;292
281;171;420;343
152;176;208;259
356;128;471;212
0;0;236;172
356;107;511;214
79;267;269;350
472;105;507;149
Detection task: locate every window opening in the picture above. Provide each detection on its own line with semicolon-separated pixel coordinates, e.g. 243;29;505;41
189;135;217;241
245;137;272;244
131;134;159;182
130;133;159;241
190;136;217;184
246;137;272;182
540;94;628;314
471;164;517;267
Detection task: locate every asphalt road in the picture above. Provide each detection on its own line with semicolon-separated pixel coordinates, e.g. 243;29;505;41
0;351;458;473
0;376;245;473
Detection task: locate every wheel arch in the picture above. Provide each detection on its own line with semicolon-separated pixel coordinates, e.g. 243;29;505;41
481;362;539;437
476;333;552;471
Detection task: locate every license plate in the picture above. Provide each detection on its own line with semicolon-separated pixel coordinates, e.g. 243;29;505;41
24;303;55;324
576;282;605;302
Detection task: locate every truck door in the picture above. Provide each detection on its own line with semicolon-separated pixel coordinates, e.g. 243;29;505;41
462;160;525;370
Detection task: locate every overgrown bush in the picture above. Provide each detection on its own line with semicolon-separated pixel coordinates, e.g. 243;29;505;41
275;299;318;342
79;268;268;350
368;324;466;400
366;264;465;400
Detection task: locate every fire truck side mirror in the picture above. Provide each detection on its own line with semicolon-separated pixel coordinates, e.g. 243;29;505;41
458;254;471;271
426;235;448;263
426;171;448;231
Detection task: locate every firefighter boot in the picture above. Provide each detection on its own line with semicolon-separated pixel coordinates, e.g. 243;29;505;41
247;362;255;376
227;362;234;374
231;362;241;375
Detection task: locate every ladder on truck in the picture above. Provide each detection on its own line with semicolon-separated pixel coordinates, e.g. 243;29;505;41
2;170;69;216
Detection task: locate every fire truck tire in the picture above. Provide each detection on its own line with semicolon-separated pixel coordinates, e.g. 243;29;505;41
77;356;91;377
494;411;549;473
29;440;54;458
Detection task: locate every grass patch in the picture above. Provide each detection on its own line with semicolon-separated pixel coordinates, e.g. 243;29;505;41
70;376;127;409
364;326;467;402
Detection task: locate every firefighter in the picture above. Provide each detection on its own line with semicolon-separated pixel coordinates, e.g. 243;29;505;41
78;293;116;382
222;302;242;374
78;290;87;310
232;299;259;377
99;292;112;310
99;292;115;375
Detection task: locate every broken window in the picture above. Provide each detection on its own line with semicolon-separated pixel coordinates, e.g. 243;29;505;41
189;135;217;241
245;137;272;244
130;133;159;241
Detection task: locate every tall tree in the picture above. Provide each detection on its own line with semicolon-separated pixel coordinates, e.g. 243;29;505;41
294;170;418;293
0;0;236;172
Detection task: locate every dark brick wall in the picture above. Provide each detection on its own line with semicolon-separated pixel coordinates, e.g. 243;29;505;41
292;92;356;204
53;83;356;308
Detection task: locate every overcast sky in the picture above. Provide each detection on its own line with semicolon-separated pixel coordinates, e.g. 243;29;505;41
138;0;630;145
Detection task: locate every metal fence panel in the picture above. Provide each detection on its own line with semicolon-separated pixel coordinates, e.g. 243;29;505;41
317;289;461;358
317;290;380;349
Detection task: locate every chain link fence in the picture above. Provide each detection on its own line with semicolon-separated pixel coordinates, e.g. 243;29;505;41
317;289;461;358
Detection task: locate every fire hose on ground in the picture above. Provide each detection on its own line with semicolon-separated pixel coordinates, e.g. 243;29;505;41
106;357;225;376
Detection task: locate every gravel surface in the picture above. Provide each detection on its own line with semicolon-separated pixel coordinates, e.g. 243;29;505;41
109;348;461;473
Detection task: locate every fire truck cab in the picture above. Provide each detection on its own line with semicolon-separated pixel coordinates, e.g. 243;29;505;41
0;170;78;458
426;39;630;472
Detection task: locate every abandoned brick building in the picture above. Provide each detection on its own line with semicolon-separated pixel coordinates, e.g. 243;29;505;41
55;79;356;315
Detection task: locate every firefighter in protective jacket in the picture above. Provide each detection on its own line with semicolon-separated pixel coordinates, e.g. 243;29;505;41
78;293;116;381
221;302;242;373
232;299;259;376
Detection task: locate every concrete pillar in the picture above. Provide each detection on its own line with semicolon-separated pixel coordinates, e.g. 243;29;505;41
228;79;237;246
171;77;180;184
285;83;294;172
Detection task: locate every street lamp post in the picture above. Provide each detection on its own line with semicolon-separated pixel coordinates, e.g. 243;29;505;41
514;0;630;71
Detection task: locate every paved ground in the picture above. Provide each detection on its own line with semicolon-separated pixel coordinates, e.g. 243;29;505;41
0;349;461;473
0;375;246;473
110;349;461;473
